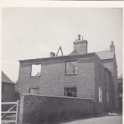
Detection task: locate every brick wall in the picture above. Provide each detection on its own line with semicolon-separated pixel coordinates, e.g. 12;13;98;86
19;95;96;124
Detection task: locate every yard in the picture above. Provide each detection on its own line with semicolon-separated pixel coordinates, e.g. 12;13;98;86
62;115;122;124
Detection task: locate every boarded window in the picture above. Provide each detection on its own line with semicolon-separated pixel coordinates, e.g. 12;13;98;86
31;64;41;77
64;87;77;97
65;62;78;75
28;87;40;94
98;87;102;103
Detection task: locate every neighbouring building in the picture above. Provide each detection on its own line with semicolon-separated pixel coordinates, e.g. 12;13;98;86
117;77;122;113
16;34;118;113
2;71;19;102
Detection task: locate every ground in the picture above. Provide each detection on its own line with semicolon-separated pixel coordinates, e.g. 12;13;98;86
62;115;122;124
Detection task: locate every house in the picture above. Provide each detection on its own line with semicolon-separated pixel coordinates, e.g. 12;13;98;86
16;34;118;113
2;71;19;102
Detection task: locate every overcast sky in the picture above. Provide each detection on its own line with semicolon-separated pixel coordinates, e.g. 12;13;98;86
2;8;122;82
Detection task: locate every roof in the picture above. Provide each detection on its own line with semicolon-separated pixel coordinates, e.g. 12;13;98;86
2;72;14;84
20;53;98;64
96;50;114;60
70;49;115;60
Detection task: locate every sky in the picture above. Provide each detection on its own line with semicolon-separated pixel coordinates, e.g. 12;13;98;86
2;8;123;82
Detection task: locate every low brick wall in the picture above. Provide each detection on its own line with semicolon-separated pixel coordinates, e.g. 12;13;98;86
19;95;96;124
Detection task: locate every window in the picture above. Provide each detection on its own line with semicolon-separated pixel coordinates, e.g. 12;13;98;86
106;92;109;103
28;87;40;94
98;87;102;103
65;62;78;75
64;87;77;97
31;64;41;77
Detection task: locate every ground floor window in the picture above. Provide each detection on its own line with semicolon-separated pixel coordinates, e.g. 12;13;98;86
64;87;77;97
98;87;102;103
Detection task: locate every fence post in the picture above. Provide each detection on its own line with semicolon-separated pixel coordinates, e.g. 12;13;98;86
16;100;19;124
18;95;24;124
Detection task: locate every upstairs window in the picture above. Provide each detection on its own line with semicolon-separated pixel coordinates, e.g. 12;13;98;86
65;62;78;75
64;87;77;97
31;64;41;77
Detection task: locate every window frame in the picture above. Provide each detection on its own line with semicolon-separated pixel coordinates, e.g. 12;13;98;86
64;61;78;75
64;87;77;97
31;64;41;77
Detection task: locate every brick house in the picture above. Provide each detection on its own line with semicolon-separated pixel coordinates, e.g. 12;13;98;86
16;35;118;113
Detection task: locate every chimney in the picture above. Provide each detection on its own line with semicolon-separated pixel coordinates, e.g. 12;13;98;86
73;34;88;55
50;52;55;57
110;41;115;52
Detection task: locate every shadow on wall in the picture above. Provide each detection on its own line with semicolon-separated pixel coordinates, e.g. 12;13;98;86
25;113;106;124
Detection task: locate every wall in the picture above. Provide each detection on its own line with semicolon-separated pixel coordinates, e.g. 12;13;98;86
102;59;118;110
19;95;96;124
17;56;96;99
94;57;115;113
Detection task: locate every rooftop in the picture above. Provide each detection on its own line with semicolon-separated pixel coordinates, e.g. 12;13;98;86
19;53;100;65
2;71;14;84
96;50;114;60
